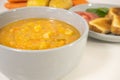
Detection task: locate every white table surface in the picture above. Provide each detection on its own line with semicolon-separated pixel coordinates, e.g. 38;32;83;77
0;0;120;80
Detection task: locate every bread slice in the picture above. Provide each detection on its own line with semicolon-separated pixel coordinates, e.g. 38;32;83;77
111;15;120;35
49;0;73;9
107;8;120;19
89;18;111;33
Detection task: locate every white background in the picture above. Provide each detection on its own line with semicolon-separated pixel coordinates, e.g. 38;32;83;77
0;0;120;80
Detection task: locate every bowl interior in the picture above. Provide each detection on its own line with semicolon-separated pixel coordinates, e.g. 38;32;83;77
0;7;89;51
0;7;88;35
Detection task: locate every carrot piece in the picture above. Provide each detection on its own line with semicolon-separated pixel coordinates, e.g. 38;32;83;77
8;0;27;3
72;0;88;6
4;2;27;9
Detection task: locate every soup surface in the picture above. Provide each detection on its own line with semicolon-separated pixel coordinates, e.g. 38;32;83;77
0;18;80;50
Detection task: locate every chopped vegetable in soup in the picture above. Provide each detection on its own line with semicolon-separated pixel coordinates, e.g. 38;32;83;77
0;18;80;50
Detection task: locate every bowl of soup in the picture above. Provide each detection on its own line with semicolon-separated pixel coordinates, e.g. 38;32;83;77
0;7;88;80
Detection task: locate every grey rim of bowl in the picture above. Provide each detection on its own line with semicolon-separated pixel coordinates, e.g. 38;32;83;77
0;7;89;53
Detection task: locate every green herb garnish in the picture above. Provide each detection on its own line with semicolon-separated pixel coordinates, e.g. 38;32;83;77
86;8;109;17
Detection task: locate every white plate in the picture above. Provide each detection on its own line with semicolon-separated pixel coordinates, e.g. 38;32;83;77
69;3;120;42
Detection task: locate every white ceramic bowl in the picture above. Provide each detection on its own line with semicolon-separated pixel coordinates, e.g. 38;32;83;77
0;7;88;80
69;3;120;42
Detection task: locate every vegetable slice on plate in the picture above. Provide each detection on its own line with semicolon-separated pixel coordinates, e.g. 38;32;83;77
86;7;109;17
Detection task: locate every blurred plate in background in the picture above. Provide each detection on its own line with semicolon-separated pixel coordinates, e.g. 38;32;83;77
69;3;120;42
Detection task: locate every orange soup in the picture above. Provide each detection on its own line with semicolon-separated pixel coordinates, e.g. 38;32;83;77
0;18;80;50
